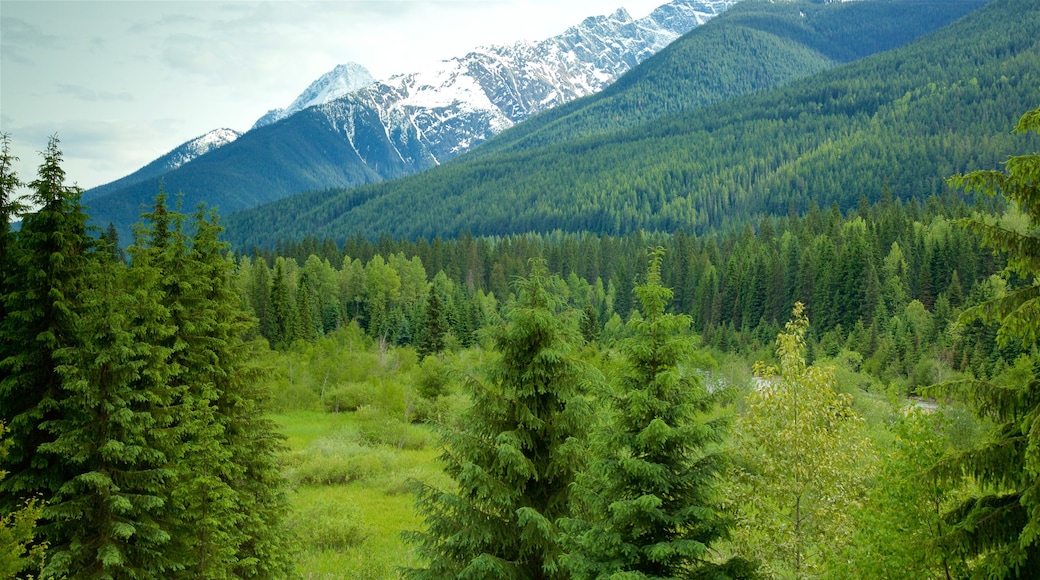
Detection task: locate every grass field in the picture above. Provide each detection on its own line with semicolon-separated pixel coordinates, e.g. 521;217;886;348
272;411;447;579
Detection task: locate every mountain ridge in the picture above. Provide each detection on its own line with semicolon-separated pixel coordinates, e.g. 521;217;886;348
84;0;735;238
221;0;1022;247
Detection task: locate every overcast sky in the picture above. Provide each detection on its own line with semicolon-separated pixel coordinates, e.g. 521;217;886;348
1;0;670;195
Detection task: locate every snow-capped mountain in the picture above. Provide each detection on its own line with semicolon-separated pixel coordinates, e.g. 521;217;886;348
253;63;376;129
82;128;241;201
263;0;736;167
161;128;242;171
83;0;737;238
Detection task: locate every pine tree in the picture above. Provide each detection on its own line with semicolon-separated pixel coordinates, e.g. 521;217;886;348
0;137;182;577
42;244;179;577
0;135;93;528
563;248;751;579
578;302;600;345
416;290;448;359
184;208;293;579
266;258;297;349
0;133;24;317
406;260;591;579
929;105;1040;576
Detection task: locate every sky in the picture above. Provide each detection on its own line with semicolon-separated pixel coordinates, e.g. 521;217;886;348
1;0;671;195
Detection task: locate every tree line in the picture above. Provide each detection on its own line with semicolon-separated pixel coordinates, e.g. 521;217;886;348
236;188;1011;394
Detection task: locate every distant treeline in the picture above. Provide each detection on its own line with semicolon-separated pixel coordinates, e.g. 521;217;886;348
237;191;1014;389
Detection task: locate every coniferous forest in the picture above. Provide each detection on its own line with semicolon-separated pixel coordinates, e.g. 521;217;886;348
5;0;1040;578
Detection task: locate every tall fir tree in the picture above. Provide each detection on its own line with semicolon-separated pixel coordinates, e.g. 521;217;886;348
0;135;93;524
184;208;293;578
406;260;591;579
930;105;1040;577
42;242;179;578
563;248;752;579
130;199;293;578
416;289;448;359
0;137;182;577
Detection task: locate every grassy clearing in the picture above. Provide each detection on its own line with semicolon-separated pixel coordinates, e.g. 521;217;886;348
272;411;446;579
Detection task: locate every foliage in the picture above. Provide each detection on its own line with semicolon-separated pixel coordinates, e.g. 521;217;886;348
727;304;873;578
830;408;957;579
0;423;45;578
0;145;293;578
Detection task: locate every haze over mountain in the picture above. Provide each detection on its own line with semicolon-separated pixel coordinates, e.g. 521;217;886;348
83;0;736;239
81;128;241;202
222;0;1012;247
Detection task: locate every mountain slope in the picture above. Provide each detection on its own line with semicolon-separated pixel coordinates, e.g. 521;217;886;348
222;0;1014;246
82;128;240;202
85;0;734;238
471;0;989;157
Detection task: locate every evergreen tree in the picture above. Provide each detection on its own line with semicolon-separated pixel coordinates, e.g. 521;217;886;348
184;209;293;578
0;133;24;318
564;248;751;579
42;244;179;577
0;135;94;535
416;290;448;359
406;260;591;579
930;105;1040;576
578;302;600;345
266;258;297;349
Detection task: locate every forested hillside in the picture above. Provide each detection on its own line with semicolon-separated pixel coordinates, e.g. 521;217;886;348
222;0;1037;246
471;0;987;156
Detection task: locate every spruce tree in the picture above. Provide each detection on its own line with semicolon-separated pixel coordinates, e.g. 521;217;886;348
183;208;293;578
0;133;23;313
579;302;600;345
42;244;179;577
130;200;293;578
416;289;448;359
563;248;751;579
930;105;1040;576
0;135;93;520
266;258;296;349
406;260;591;579
0;137;180;577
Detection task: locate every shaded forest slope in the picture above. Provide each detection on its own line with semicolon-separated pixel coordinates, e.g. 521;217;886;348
223;0;1036;246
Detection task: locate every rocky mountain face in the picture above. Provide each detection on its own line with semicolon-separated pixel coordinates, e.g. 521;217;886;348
253;63;377;130
293;0;736;170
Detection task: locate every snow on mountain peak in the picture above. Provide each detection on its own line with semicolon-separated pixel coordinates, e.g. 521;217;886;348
253;62;376;129
250;0;737;174
166;128;242;170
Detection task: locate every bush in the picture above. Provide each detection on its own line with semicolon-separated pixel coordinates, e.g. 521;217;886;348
323;381;380;413
286;429;402;485
270;380;321;412
287;501;370;551
416;355;452;399
354;406;431;450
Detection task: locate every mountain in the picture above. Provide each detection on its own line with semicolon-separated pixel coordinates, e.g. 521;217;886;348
221;0;1011;247
84;0;736;239
470;0;990;157
252;63;376;129
82;128;240;202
